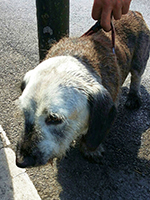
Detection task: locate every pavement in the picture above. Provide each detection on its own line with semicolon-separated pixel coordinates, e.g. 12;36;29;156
0;0;150;199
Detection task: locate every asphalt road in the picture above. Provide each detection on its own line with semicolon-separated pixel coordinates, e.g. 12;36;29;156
0;0;150;199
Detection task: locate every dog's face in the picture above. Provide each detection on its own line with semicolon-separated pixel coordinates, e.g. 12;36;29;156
16;56;116;168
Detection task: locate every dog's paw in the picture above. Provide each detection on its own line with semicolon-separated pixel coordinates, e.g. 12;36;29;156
125;92;142;110
80;142;105;163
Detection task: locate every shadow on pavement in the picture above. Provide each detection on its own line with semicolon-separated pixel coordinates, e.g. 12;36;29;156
57;85;150;200
0;145;14;200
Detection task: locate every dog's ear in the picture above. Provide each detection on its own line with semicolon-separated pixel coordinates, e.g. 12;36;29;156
84;88;117;151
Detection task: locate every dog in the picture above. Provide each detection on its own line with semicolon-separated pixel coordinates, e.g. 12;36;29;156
16;11;150;168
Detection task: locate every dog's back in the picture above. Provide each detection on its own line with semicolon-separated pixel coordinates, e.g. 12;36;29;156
46;11;150;102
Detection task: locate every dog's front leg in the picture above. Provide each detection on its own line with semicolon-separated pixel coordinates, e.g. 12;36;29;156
80;142;105;163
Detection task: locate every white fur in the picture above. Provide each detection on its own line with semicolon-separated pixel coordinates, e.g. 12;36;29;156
18;56;104;164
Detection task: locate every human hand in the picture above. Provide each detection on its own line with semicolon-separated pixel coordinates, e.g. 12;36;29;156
92;0;131;31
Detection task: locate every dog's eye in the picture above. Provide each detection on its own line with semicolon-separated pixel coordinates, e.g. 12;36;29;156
45;114;62;125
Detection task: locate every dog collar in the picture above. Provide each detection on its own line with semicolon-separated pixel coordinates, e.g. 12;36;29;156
81;20;116;54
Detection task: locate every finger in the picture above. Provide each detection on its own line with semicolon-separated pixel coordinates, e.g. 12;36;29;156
92;1;102;20
113;7;122;20
122;0;131;14
100;8;112;32
113;0;122;20
92;7;101;20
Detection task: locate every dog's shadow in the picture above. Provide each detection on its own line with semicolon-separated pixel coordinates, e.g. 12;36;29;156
57;85;150;200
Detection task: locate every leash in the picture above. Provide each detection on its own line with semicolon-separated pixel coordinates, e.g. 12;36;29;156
110;20;116;54
81;20;102;37
81;19;116;54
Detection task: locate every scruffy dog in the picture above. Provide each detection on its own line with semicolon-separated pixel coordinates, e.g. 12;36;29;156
16;11;150;168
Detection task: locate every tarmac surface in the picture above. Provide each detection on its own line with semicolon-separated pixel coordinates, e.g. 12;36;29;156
0;0;150;199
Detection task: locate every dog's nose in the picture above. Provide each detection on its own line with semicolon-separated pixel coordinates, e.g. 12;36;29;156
16;156;36;168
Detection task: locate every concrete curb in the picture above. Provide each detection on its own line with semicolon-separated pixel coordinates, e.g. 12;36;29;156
0;125;41;200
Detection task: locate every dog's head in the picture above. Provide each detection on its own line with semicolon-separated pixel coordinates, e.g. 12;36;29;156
16;56;116;168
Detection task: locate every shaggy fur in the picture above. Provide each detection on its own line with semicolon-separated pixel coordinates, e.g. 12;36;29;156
16;11;150;168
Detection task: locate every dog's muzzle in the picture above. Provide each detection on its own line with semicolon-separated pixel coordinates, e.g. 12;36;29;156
16;155;36;168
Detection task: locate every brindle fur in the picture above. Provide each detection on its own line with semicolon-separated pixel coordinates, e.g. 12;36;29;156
46;11;150;103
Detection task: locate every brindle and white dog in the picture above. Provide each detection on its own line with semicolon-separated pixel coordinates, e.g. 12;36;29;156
16;11;150;168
